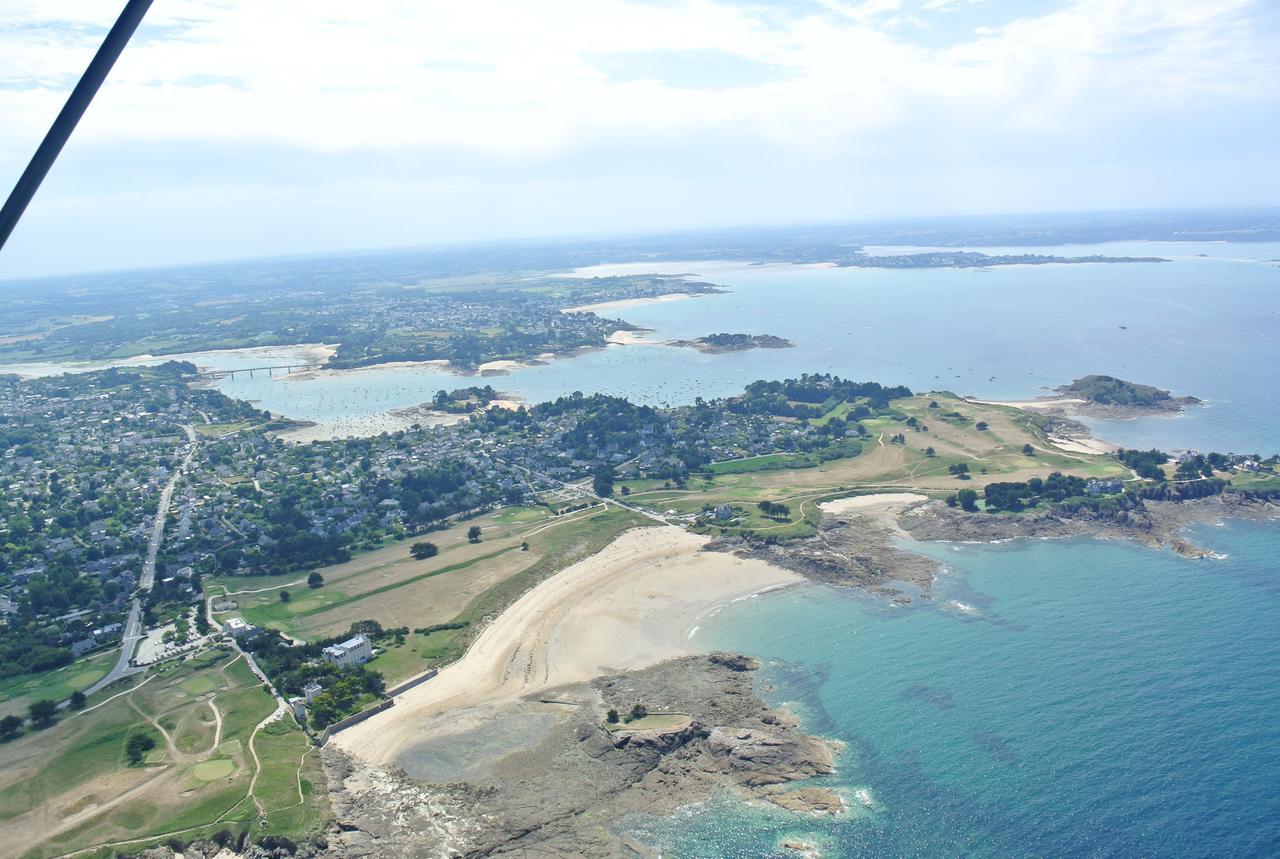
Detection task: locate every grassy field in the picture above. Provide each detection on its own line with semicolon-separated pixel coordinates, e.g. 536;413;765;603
212;502;652;668
0;650;117;719
0;648;328;857
207;505;561;639
316;504;656;680
622;393;1130;539
1229;471;1280;490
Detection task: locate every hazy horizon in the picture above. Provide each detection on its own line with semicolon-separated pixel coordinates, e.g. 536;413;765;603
3;204;1279;284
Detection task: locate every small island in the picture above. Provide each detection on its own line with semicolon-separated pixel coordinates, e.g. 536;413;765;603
1057;374;1202;415
668;333;795;353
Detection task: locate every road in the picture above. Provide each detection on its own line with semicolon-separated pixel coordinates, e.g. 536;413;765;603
517;465;671;523
85;426;198;697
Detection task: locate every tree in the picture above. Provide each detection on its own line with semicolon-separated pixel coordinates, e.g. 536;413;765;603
1022;443;1036;456
592;464;616;497
28;698;58;727
620;485;631;496
957;488;979;512
69;690;87;710
279;590;291;603
410;541;439;560
628;702;648;722
0;714;21;740
467;526;482;543
975;421;988;431
307;572;325;589
606;708;619;724
126;731;157;765
945;494;958;508
520;541;529;551
925;447;935;457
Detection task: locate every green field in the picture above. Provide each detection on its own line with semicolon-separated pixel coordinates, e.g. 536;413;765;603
708;453;815;474
1229;471;1280;490
0;650;116;719
616;393;1131;540
0;647;328;856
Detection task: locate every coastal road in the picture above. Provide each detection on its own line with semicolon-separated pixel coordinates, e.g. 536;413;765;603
85;425;199;697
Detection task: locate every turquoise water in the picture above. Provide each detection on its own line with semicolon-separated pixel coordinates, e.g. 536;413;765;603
624;521;1280;857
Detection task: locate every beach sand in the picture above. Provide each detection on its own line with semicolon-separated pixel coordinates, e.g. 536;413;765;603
561;292;698;314
974;396;1089;412
1045;434;1119;455
332;525;801;764
820;493;930;534
606;329;663;346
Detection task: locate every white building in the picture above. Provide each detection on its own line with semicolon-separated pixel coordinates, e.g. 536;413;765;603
224;617;254;639
302;680;324;702
322;634;374;668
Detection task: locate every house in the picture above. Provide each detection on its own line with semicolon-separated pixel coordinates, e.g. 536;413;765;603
92;622;123;641
72;637;97;657
288;697;307;722
224;617;256;639
713;503;733;520
302;680;324;702
322;634;374;668
1085;478;1124;496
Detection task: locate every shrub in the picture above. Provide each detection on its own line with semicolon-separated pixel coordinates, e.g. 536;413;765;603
126;731;157;765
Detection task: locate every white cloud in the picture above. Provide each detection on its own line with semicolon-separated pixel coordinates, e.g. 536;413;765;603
0;0;1274;159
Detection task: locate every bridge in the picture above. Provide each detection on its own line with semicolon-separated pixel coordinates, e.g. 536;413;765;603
198;363;320;380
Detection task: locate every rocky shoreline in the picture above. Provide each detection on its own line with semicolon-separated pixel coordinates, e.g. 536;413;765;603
318;653;841;857
713;494;1280;604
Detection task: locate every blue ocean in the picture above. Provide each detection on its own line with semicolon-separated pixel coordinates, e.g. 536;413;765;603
623;521;1280;857
187;239;1280;454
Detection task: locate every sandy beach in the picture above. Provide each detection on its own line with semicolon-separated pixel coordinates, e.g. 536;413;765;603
821;492;929;525
562;292;699;314
0;342;339;380
973;396;1088;412
606;328;663;346
333;525;802;764
1045;434;1119;455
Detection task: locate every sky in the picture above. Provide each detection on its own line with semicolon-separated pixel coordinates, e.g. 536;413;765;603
1;0;1278;278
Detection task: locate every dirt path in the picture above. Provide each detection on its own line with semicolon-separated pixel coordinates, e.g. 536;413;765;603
128;698;184;763
207;695;223;755
246;705;287;816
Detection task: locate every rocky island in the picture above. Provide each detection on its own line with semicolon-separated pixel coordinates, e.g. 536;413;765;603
1056;374;1202;416
668;332;795;353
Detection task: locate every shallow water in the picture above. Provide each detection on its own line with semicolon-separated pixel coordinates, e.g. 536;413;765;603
624;521;1280;857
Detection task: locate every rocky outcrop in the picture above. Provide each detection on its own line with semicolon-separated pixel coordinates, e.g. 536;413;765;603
712;508;939;603
319;655;841;857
